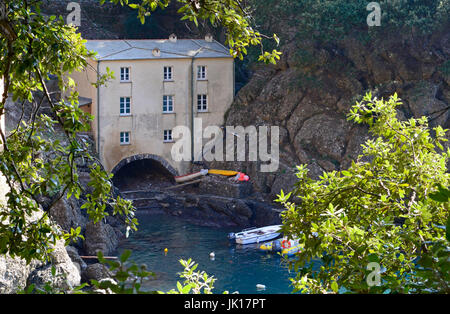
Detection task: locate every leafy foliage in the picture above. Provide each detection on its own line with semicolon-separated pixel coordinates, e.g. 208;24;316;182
162;258;221;294
89;250;155;294
0;1;132;263
93;252;231;294
278;93;449;293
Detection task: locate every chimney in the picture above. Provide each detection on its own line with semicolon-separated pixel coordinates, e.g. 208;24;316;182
169;34;177;43
205;34;213;42
152;48;161;57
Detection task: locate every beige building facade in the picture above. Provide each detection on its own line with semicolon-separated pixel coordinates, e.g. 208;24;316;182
71;35;234;176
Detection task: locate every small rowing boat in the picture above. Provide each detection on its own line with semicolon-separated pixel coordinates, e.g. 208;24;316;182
228;225;282;245
207;169;239;176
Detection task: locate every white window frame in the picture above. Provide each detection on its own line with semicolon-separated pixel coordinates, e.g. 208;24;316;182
163;130;173;142
197;94;208;112
163;66;173;81
120;67;130;82
197;65;207;80
120;97;131;115
120;131;130;145
163;95;174;113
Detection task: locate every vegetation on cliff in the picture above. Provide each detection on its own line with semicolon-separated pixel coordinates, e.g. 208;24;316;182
278;93;449;293
248;0;449;58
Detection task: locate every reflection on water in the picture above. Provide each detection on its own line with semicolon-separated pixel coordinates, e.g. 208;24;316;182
117;212;298;294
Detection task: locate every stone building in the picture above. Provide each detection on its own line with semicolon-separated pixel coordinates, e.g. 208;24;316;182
71;34;234;176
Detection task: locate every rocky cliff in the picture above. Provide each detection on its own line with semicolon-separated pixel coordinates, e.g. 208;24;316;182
40;0;216;40
207;26;450;199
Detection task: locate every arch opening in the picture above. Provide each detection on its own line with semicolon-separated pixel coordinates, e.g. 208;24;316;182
111;155;177;191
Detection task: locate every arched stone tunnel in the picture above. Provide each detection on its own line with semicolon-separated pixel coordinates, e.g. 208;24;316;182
111;154;178;191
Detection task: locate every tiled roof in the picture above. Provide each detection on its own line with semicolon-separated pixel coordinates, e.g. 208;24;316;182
86;38;232;61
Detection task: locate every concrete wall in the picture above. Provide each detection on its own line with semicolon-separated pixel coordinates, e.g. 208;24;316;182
72;56;234;175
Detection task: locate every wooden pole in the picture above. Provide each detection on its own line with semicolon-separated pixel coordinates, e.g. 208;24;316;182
165;179;203;190
80;255;118;260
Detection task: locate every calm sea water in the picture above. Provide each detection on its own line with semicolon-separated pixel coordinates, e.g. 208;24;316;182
117;212;299;294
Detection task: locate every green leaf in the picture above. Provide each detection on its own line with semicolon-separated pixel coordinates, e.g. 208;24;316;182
182;283;193;294
177;281;183;293
368;253;379;263
446;216;450;242
429;184;449;202
51;266;56;277
331;281;339;293
430;191;448;202
120;249;132;263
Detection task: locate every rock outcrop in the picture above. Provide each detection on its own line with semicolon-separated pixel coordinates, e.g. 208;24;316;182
0;238;81;293
209;28;450;199
26;239;81;292
121;175;283;228
0;255;37;294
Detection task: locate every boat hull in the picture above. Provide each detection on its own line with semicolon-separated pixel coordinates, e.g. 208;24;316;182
259;237;302;256
233;225;282;245
235;232;281;245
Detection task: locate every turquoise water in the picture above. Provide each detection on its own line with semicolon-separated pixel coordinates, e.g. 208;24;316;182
117;212;298;294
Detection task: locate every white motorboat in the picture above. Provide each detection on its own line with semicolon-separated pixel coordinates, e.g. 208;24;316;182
228;225;282;245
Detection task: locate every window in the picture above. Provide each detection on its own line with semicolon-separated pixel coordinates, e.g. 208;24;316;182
197;94;208;112
163;130;173;142
120;67;130;82
163;66;173;81
120;131;130;145
197;66;207;80
120;97;131;115
163;95;174;113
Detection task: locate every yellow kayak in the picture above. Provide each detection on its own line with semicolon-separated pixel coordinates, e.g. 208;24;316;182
207;169;239;176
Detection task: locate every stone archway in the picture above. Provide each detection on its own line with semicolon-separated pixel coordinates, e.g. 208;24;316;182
111;154;178;176
111;154;179;191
